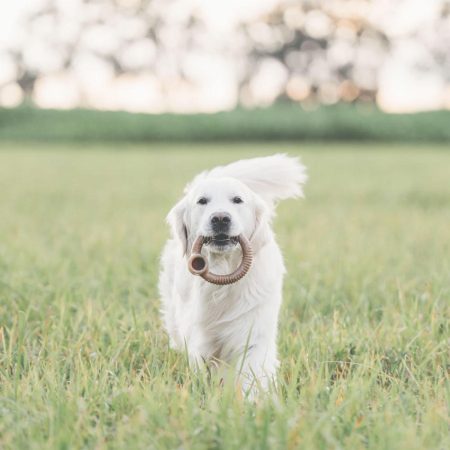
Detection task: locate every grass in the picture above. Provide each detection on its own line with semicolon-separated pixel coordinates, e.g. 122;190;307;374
0;142;449;449
1;104;450;143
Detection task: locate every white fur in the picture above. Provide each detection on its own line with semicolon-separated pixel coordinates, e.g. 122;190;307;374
159;154;307;396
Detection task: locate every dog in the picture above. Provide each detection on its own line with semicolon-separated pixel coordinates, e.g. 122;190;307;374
159;154;307;395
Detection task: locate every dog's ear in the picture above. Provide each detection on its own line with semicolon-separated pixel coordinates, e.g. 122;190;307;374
250;194;271;253
167;197;189;256
206;154;307;211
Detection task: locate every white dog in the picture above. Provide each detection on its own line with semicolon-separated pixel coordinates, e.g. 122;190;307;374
159;154;307;395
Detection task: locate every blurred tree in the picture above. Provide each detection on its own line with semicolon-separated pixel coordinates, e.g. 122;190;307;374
1;0;204;109
0;0;449;111
238;1;390;106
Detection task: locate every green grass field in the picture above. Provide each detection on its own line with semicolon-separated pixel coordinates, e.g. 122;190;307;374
0;142;449;450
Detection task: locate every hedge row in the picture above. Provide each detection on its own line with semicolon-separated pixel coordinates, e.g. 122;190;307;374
1;104;449;143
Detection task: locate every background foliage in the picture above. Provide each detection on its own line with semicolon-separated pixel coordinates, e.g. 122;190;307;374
1;105;450;142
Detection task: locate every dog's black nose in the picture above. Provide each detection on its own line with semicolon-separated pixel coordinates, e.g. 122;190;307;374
211;212;231;232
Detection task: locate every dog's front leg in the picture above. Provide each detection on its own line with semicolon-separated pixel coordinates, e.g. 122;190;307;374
183;328;215;373
236;341;279;399
186;347;206;371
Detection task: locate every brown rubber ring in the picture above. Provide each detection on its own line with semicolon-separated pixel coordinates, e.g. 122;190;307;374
187;234;253;285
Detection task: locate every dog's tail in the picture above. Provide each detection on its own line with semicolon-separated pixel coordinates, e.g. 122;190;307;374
199;154;307;209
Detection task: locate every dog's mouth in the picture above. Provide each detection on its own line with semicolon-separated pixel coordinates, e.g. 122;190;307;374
203;234;239;248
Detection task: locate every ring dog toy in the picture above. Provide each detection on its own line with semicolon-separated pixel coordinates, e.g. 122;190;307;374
187;235;253;285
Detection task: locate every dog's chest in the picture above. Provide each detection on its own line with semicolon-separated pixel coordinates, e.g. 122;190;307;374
196;268;263;329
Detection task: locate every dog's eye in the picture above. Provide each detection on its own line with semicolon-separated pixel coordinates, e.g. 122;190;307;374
197;197;208;205
232;196;243;204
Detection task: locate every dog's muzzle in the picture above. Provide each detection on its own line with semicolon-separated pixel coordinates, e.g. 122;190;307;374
187;234;253;285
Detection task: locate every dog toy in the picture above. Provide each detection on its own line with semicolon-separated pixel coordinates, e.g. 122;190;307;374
187;235;253;285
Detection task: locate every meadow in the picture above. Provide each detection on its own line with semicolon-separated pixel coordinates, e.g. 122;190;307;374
0;142;448;449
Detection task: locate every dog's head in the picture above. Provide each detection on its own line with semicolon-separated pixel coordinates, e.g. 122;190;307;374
167;154;307;256
169;177;268;254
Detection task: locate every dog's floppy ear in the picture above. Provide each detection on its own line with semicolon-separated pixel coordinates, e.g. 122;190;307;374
206;153;307;211
166;197;189;256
